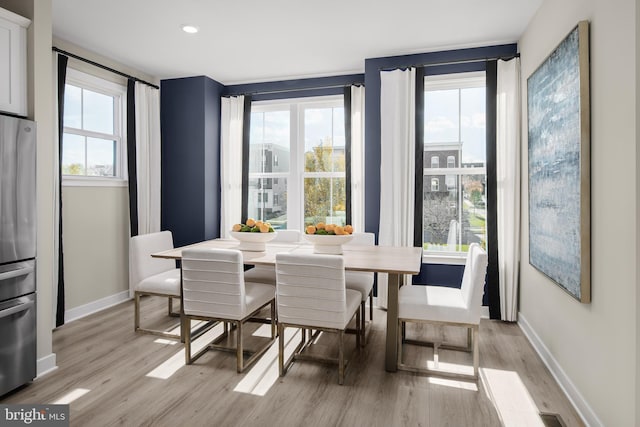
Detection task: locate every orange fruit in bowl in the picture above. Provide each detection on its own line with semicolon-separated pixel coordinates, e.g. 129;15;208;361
246;218;256;227
334;225;345;235
325;224;335;232
232;223;242;232
306;225;317;234
344;225;353;234
316;222;326;230
259;223;270;233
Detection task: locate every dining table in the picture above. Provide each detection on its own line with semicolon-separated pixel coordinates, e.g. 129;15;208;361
152;237;423;372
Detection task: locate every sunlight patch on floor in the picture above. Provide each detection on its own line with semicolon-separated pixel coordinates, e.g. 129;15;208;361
480;367;544;427
145;321;225;380
251;324;274;338
153;338;179;345
50;388;90;404
427;376;478;391
233;328;302;396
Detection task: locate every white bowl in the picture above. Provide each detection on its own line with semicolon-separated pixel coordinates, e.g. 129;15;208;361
303;233;354;254
230;231;277;252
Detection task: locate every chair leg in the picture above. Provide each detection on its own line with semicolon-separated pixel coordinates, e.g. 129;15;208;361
397;319;403;367
271;300;276;339
236;321;243;373
278;323;285;377
472;326;479;378
338;330;345;385
360;301;366;347
168;297;173;316
369;291;373;321
134;292;141;332
184;316;192;365
356;309;361;349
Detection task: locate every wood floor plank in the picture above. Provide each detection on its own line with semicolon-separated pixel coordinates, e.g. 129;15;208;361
1;296;584;426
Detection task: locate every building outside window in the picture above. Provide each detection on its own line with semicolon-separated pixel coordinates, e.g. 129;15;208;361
61;68;126;185
423;72;486;254
248;96;346;230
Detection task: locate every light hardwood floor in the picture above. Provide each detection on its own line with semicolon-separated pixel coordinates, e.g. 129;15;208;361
1;297;584;426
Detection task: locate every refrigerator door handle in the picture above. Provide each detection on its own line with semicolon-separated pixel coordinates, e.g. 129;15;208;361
0;266;35;282
0;300;34;319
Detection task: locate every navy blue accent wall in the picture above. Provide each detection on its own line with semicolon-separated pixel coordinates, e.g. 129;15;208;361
161;75;224;247
224;74;364;101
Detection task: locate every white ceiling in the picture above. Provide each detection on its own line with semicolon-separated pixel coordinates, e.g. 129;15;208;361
52;0;541;85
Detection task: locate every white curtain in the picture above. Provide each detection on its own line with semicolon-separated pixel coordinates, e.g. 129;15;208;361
378;68;416;309
496;58;521;321
134;82;162;235
220;95;245;239
350;85;365;233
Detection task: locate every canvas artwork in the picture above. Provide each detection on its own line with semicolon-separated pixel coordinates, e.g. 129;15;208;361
527;21;591;303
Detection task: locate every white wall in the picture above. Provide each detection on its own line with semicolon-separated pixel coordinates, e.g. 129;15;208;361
519;0;637;426
61;187;129;310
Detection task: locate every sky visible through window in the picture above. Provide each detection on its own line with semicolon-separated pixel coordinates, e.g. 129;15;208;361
425;87;485;164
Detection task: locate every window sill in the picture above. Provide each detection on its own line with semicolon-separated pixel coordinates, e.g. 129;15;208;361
422;253;467;265
62;177;128;188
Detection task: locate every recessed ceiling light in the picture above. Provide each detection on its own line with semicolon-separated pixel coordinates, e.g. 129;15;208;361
181;25;199;34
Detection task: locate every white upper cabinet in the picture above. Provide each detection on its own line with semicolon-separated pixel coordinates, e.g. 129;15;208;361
0;7;30;117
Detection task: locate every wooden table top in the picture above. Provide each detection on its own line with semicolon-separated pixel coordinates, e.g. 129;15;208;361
152;239;423;275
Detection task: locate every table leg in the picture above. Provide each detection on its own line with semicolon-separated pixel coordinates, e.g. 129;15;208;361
385;273;400;372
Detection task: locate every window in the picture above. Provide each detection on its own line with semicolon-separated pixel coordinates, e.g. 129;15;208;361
431;178;439;192
423;72;486;254
248;96;345;230
62;68;126;185
431;156;439;168
447;155;456;168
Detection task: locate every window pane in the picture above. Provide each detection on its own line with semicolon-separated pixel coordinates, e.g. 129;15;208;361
64;85;82;129
461;87;486;165
62;133;85;175
424;89;459;143
304;107;345;173
83;89;114;134
86;137;115;176
304;177;346;226
247;177;288;229
249;110;290;173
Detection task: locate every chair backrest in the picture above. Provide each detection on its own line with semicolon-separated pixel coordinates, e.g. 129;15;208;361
460;243;489;322
343;232;375;247
130;231;176;288
181;248;247;319
275;253;349;330
272;229;301;243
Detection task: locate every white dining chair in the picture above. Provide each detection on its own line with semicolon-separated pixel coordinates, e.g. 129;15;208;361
275;252;361;385
397;242;488;380
243;229;301;285
181;248;276;373
130;231;181;339
343;232;375;345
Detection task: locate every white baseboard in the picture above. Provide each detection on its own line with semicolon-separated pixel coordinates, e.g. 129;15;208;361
518;312;602;427
36;353;57;379
65;290;130;324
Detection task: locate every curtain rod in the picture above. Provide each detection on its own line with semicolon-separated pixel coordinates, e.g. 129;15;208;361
226;82;364;98
378;53;520;72
52;47;160;89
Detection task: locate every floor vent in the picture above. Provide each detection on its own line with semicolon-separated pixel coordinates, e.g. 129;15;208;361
540;412;567;427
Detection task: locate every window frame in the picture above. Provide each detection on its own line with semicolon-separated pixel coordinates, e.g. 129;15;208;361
62;68;127;187
422;71;486;260
249;95;346;230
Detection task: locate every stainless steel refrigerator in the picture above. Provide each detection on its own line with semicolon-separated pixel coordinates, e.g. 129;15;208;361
0;114;36;396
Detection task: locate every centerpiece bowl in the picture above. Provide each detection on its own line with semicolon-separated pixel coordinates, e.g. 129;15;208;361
230;231;277;252
303;233;354;255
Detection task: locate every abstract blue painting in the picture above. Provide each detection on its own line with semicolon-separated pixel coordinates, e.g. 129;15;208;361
527;21;591;303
